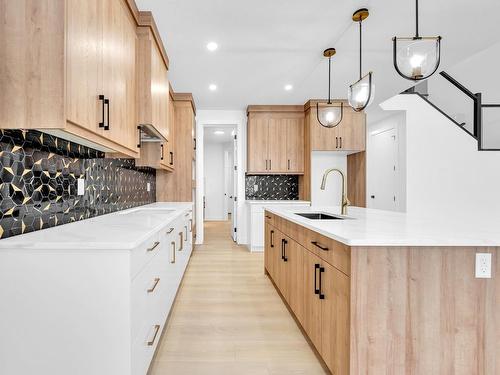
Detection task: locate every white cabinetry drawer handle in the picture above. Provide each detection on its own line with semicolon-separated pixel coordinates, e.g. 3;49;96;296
147;278;160;293
170;241;176;263
147;325;161;346
147;241;160;252
167;227;174;234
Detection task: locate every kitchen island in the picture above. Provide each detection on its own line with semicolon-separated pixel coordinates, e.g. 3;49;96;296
264;205;499;375
0;203;194;375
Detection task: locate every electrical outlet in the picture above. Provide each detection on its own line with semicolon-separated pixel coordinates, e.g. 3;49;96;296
254;184;258;192
147;182;151;192
475;253;492;278
77;178;85;196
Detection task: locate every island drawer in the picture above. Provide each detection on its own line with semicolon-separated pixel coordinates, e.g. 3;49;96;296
130;232;162;279
304;230;350;276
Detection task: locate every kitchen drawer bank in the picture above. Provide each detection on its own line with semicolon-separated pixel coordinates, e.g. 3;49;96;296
0;206;193;375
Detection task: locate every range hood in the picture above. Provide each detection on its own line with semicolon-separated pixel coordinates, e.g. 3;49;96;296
137;124;165;146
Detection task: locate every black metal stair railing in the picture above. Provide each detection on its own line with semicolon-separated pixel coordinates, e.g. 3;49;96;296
402;71;500;151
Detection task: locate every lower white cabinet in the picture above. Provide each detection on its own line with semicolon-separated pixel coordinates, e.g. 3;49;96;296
0;208;194;375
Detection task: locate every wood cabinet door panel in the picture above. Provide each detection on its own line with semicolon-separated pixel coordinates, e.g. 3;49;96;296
268;118;287;172
309;110;341;151
264;223;275;278
287;239;304;324
320;262;350;375
302;249;322;352
151;41;169;140
247;115;269;173
285;118;304;173
66;0;102;134
338;111;366;151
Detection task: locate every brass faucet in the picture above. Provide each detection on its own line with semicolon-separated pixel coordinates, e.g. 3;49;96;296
320;168;350;215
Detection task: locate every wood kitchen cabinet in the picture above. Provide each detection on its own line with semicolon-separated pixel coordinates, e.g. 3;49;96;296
247;106;304;174
135;141;173;171
304;100;366;152
264;212;350;375
137;12;171;141
1;0;140;157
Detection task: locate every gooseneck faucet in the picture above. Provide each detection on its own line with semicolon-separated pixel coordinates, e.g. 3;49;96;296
320;168;350;215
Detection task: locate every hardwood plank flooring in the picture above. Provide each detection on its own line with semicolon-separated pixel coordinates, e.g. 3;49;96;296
148;221;327;375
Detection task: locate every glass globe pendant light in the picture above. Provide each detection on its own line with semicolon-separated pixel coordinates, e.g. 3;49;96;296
316;48;343;128
348;8;374;112
393;0;442;80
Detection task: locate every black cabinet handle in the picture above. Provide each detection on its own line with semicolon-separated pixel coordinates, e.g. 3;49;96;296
104;98;110;130
319;266;325;299
170;151;174;165
281;239;288;262
287;159;290;170
270;230;274;248
269;159;272;170
160;144;164;160
314;264;320;294
339;137;342;148
137;126;141;148
311;241;329;251
99;95;105;128
194;138;196;150
335;137;338;148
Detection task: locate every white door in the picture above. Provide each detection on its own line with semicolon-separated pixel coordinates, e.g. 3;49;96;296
232;134;238;241
368;128;399;211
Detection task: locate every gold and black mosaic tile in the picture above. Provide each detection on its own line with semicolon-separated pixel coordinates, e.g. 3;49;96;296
245;175;299;200
0;129;156;239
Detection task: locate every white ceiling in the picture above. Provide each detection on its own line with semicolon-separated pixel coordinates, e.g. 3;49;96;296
137;0;500;120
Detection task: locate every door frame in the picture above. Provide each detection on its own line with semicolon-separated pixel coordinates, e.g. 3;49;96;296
195;111;246;245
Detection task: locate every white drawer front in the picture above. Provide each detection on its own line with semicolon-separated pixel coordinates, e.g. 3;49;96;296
130;233;162;279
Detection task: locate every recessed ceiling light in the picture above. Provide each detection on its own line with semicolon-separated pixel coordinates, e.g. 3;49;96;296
284;84;293;91
214;130;225;135
207;42;218;51
209;84;217;91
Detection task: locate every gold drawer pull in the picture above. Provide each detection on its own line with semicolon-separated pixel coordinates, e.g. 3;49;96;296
167;227;174;234
147;278;160;293
147;241;160;252
147;324;161;346
189;219;193;232
185;213;190;217
170;241;176;263
178;232;183;251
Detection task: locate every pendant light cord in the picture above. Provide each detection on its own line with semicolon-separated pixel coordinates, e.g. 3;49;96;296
415;0;419;38
328;56;332;104
359;20;362;79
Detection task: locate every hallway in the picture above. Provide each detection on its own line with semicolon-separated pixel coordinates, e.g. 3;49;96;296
148;221;327;375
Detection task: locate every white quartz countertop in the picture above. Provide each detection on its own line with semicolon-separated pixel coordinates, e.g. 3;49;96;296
0;203;193;251
265;205;500;247
246;200;310;205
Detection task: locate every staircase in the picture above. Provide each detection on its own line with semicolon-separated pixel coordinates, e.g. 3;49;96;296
402;71;500;151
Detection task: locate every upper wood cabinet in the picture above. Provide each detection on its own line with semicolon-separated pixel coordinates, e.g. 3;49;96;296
137;12;170;141
1;0;140;158
247;106;305;174
304;100;366;152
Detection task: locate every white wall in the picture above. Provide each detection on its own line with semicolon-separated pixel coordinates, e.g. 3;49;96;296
196;110;247;245
381;94;500;220
310;152;347;207
366;112;407;211
203;142;226;220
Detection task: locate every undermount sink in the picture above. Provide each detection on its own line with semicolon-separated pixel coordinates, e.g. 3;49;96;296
295;212;345;220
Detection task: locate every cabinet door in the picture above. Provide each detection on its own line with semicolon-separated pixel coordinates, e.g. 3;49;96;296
151;41;169;140
287;240;304;324
309;110;342;151
66;0;102;134
320;262;350;375
338;110;366;151
268;118;287;173
247;115;269;173
285;118;304;173
103;0;138;154
167;97;175;168
264;223;275;278
302;250;322;352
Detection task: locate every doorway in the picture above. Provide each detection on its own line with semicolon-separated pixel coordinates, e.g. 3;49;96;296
202;125;238;241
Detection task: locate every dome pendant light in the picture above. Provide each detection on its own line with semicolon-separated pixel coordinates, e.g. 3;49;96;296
317;48;343;128
393;0;442;81
348;8;374;112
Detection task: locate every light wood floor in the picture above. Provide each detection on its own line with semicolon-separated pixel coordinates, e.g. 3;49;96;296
148;221;327;375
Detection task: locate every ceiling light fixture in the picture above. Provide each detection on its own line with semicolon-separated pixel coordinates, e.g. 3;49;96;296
392;0;442;81
284;84;293;91
207;42;218;51
348;8;374;112
209;84;217;91
317;48;343;128
213;130;225;135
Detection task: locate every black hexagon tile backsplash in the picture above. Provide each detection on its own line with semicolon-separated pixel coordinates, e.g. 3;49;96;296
0;129;156;239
